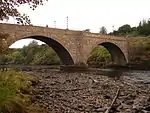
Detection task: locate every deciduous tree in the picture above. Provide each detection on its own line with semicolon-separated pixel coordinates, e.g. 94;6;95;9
0;0;48;55
100;26;107;34
117;24;131;35
0;0;48;24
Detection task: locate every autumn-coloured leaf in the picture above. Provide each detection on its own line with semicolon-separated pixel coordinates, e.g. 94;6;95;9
0;0;48;25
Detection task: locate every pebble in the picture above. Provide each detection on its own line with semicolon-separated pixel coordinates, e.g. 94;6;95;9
26;71;150;113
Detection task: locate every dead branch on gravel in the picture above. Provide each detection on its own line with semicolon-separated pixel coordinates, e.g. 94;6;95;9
105;88;120;113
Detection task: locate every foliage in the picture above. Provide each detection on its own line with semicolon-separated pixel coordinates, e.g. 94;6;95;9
1;37;150;68
0;54;12;64
32;48;60;65
0;0;48;24
11;51;25;64
138;20;150;36
107;19;150;67
99;26;107;34
117;24;132;35
109;19;150;37
0;40;60;65
1;40;112;68
87;46;111;67
0;0;48;63
0;70;37;113
129;38;150;62
86;38;150;68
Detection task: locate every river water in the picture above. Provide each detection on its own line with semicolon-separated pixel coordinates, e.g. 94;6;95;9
7;64;150;85
123;70;150;84
9;64;150;84
22;66;150;112
94;69;150;84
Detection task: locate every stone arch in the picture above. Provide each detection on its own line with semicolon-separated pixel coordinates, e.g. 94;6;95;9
98;42;127;65
9;35;74;65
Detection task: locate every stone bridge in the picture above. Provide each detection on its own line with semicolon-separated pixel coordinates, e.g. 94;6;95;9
0;23;128;68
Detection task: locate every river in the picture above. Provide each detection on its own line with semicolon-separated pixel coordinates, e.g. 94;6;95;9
94;69;150;85
22;66;150;113
7;64;150;85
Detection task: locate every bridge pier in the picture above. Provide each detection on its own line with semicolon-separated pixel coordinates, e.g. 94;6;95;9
1;23;129;68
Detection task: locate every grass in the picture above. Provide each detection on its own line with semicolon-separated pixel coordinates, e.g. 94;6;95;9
0;70;40;113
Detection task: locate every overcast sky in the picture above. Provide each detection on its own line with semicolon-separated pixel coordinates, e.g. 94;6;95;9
5;0;150;48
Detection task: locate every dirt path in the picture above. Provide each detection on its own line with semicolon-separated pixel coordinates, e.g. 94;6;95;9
27;70;150;113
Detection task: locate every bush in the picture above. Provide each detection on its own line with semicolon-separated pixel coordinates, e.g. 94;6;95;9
87;46;111;68
0;42;61;65
0;70;37;113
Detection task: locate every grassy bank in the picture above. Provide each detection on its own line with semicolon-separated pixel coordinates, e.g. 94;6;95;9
0;70;41;113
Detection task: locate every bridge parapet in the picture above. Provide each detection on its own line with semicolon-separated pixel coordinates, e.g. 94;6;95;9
0;23;129;67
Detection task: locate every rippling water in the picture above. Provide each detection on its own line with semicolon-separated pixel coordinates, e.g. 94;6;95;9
96;69;150;85
123;70;150;84
7;64;150;85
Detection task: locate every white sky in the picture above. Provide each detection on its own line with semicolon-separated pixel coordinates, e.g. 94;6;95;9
4;0;150;48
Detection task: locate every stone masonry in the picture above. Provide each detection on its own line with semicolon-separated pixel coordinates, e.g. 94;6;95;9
0;23;128;67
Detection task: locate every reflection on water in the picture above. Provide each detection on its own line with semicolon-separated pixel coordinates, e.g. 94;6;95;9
123;70;150;84
95;68;124;79
95;68;150;84
5;64;150;85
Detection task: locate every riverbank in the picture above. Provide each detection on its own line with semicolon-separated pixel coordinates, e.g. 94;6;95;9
27;70;150;113
1;69;149;113
0;70;45;113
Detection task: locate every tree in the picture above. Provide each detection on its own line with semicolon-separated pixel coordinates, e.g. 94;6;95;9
84;29;90;32
99;26;107;34
138;20;150;36
0;0;48;24
0;0;48;58
20;40;39;64
117;24;132;35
